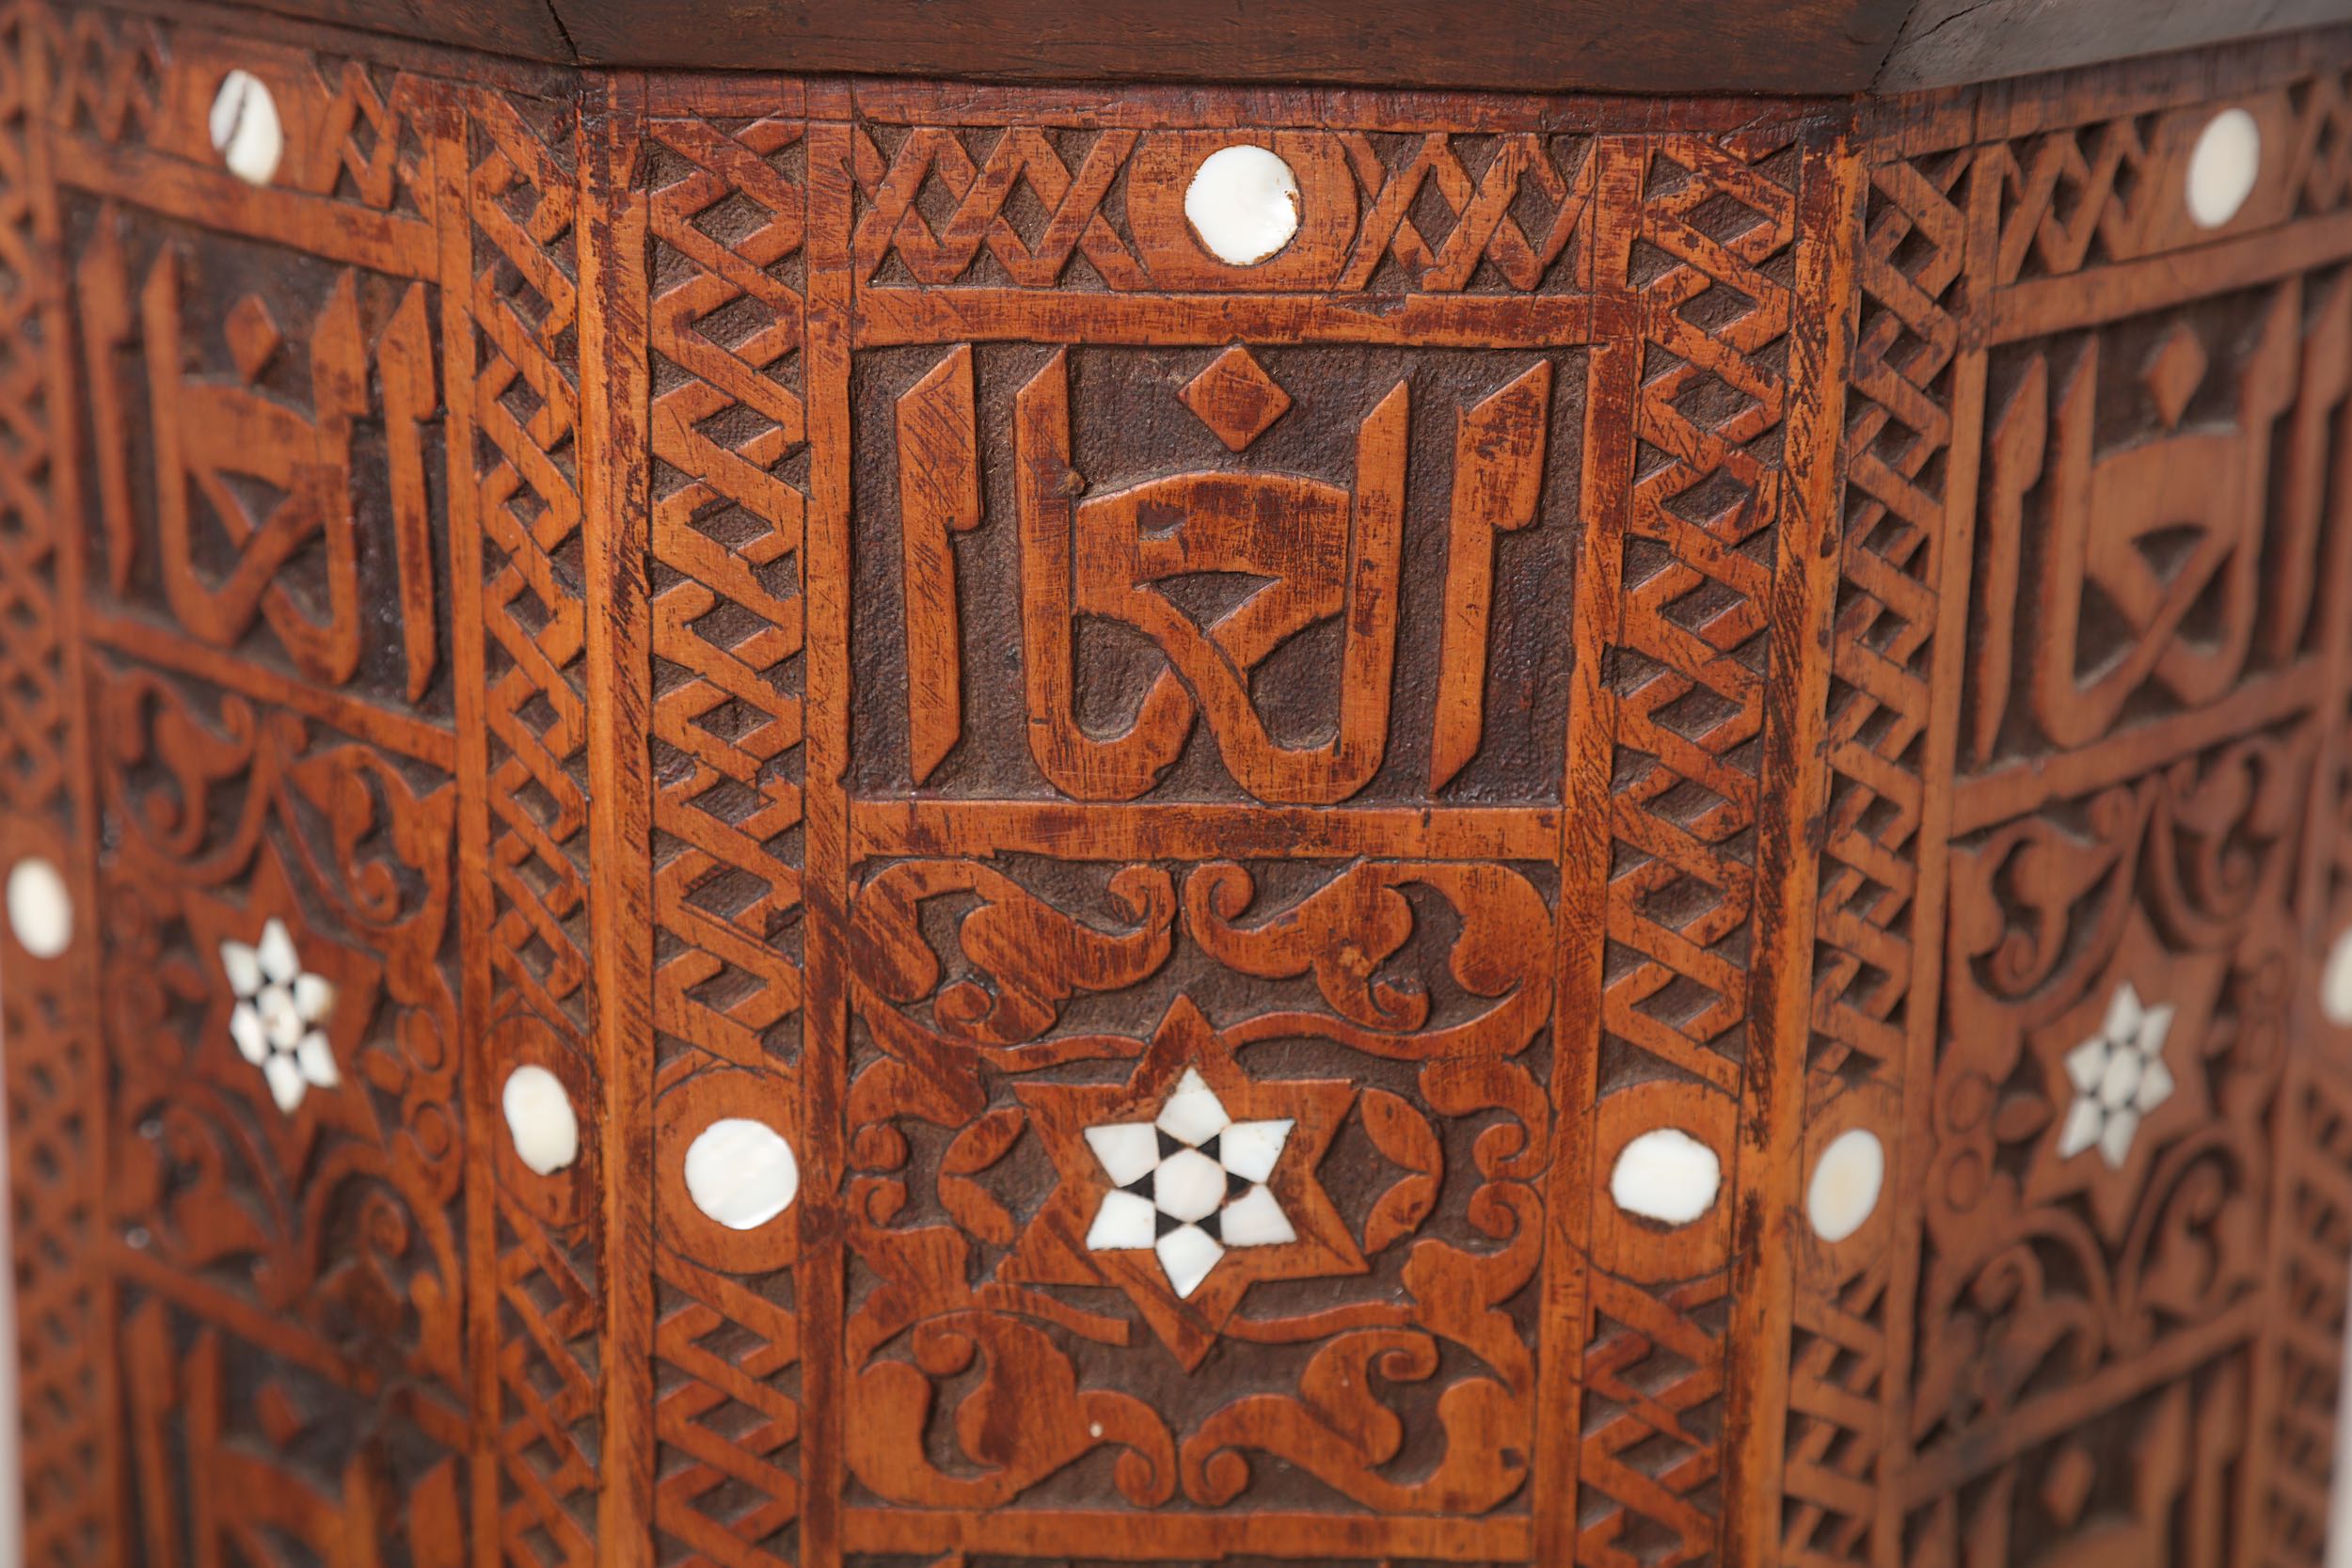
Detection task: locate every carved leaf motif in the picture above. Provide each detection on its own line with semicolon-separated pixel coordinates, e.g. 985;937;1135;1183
938;1106;1025;1244
1179;1328;1526;1513
1183;861;1551;1056
855;860;1175;1043
1991;1095;2054;1143
1360;1088;1441;1254
849;1312;1175;1507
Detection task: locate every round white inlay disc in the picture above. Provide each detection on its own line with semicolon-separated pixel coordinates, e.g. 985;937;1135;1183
501;1064;580;1177
209;69;284;187
7;857;71;959
1610;1127;1722;1226
2323;926;2352;1027
1806;1128;1886;1243
1184;145;1300;267
2185;108;2260;230
683;1117;799;1231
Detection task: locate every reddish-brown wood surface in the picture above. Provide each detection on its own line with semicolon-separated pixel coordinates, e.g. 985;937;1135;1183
5;6;2352;1568
135;0;2352;98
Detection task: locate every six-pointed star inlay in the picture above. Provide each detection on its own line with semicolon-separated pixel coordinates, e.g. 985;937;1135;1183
221;916;342;1114
2057;980;2176;1170
2024;913;2223;1243
1004;996;1364;1367
179;846;384;1154
1081;1067;1298;1298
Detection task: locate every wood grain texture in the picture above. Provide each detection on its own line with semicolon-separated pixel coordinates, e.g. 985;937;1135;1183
1877;0;2352;92
117;0;2352;99
8;6;2352;1568
230;0;573;63
559;0;1911;93
205;0;1919;94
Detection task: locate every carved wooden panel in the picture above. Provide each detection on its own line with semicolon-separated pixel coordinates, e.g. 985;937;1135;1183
641;102;810;1568
7;8;2352;1568
1790;37;2352;1568
98;666;469;1567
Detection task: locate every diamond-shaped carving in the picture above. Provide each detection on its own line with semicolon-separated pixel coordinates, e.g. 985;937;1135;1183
1179;344;1292;451
2041;1441;2096;1528
2142;323;2208;430
224;295;281;383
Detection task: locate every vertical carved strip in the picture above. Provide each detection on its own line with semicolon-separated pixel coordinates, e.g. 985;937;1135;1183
1870;142;1996;1568
1775;147;1968;1568
1720;131;1860;1568
437;82;602;1568
0;4;115;1562
2253;1025;2352;1568
800;97;857;1568
384;281;441;704
582;71;657;1567
468;89;590;1030
422;84;500;1568
1012;351;1100;796
644;103;809;1568
74;198;128;594
895;342;979;785
2263;1062;2352;1564
1534;132;1645;1567
1431;359;1551;792
2249;215;2352;1568
1551;126;1811;1568
2259;277;2352;672
645;111;806;1075
1595;130;1786;1567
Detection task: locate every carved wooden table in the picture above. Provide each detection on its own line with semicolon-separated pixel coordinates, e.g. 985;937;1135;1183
8;1;2352;1564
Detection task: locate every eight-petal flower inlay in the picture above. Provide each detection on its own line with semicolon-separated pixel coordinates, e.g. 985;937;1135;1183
2057;980;2176;1169
221;916;342;1114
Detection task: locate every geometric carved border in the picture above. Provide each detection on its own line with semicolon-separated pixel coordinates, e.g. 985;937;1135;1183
1780;143;1966;1568
0;3;108;1563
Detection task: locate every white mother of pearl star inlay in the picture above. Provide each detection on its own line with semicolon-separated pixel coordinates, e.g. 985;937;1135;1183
221;917;340;1114
1083;1068;1296;1300
2058;980;2176;1169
